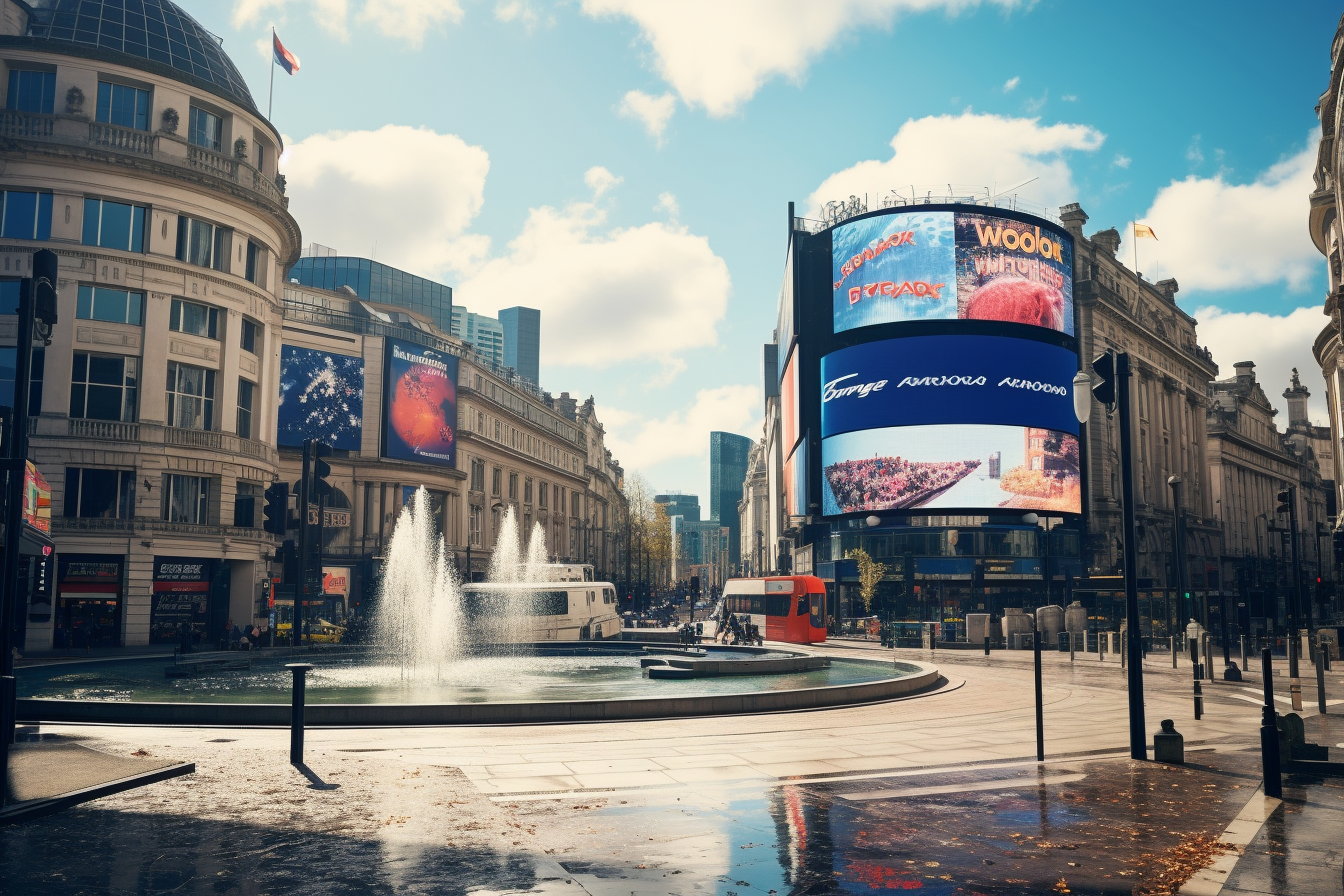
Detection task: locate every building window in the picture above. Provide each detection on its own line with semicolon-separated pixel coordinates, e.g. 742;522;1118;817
558;487;566;515
470;505;482;546
233;482;257;528
7;69;54;113
166;361;215;431
240;318;259;354
82;198;146;252
508;473;518;502
175;216;228;271
538;481;547;509
0;191;52;239
470;459;485;492
236;379;254;439
96;81;150;130
187;106;222;152
162;474;211;524
491;467;502;497
69;353;137;422
245;239;266;286
63;468;133;519
169;299;219;338
76;285;143;325
524;478;533;504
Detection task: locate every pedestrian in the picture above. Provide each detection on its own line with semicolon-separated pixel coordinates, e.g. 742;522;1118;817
54;621;66;652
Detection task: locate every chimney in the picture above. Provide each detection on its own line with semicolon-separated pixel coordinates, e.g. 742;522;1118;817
1058;203;1089;238
1233;361;1256;384
554;391;577;420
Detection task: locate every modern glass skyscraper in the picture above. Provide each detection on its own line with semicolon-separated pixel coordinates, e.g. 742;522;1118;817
450;306;505;369
655;493;701;522
500;306;541;384
287;251;453;333
710;432;753;569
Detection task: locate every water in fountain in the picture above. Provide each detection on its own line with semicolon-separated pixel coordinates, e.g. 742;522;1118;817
372;488;465;677
524;520;549;583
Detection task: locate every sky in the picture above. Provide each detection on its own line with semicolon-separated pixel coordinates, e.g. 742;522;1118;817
197;0;1342;499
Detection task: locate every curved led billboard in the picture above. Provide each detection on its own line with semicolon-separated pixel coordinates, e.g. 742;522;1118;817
831;209;1073;336
383;337;459;467
278;345;364;450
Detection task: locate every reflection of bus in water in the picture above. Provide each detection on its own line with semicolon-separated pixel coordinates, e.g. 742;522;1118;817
722;576;827;644
461;563;621;641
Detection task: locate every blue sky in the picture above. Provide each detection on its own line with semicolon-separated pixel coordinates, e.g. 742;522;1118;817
200;0;1341;497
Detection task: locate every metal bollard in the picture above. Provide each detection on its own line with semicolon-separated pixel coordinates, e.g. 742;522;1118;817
1260;649;1282;798
1171;635;1178;668
1204;633;1215;682
1241;636;1248;675
287;662;314;765
1069;633;1075;663
1033;629;1044;762
984;636;990;657
1190;637;1203;720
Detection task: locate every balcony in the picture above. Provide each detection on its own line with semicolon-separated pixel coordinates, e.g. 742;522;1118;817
0;111;287;210
31;415;279;467
52;516;274;542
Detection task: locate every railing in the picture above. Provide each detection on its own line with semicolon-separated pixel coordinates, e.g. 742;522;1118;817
90;121;155;156
67;418;139;441
45;417;278;464
0;109;55;139
52;516;275;540
186;143;237;179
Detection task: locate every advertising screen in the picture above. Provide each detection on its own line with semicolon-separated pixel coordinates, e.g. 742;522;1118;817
820;335;1081;439
781;352;800;455
784;440;807;517
821;424;1080;515
278;345;364;450
832;209;1073;336
383;337;459;467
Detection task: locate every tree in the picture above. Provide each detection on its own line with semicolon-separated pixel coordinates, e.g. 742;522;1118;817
851;548;887;614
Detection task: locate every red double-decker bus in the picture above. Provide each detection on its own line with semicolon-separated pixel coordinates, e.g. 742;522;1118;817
721;575;827;644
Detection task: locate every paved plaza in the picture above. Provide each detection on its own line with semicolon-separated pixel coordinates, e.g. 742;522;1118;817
4;642;1338;895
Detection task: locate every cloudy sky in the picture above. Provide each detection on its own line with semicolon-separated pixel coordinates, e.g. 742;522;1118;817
204;0;1339;497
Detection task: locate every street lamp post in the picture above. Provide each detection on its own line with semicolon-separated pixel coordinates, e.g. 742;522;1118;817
1168;476;1192;649
1023;513;1051;606
1077;357;1147;761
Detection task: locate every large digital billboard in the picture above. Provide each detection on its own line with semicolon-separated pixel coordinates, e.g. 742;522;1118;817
278;345;364;450
832;209;1073;336
383;337;459;467
820;335;1081;438
781;352;800;456
821;424;1080;515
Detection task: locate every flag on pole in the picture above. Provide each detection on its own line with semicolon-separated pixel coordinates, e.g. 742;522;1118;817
273;31;300;75
1133;223;1157;240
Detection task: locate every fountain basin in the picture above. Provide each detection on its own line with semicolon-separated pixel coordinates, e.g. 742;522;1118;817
15;644;939;727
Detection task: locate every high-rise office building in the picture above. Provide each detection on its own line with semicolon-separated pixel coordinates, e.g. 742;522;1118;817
288;249;453;333
709;432;753;570
500;306;541;385
450;305;505;369
655;493;701;522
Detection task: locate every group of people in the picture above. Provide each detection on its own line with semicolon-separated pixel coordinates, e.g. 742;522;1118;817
223;620;262;652
52;620;104;653
826;456;981;512
717;612;762;646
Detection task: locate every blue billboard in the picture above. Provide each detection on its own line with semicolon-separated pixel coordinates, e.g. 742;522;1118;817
832;209;1073;336
383;337;459;467
820;335;1081;438
277;345;364;450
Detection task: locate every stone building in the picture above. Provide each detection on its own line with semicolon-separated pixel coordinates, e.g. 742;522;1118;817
0;0;299;650
1060;204;1223;595
1310;12;1344;514
737;438;770;577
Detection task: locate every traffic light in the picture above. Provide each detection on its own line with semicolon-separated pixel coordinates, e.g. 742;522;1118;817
690;574;700;594
263;482;288;535
1334;531;1344;565
312;440;333;499
1276;488;1293;515
32;248;58;328
1091;351;1116;408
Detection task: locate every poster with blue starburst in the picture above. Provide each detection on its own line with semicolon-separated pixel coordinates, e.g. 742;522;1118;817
277;345;364;450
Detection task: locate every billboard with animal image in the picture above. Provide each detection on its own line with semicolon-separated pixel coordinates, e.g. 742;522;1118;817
831;209;1073;336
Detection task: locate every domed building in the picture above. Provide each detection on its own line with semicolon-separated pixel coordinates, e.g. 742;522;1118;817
0;0;299;648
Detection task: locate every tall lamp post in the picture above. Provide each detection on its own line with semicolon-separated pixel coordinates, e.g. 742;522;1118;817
1077;356;1147;761
1168;476;1192;644
1022;513;1052;606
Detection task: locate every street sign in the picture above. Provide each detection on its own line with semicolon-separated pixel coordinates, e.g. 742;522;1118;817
306;507;351;528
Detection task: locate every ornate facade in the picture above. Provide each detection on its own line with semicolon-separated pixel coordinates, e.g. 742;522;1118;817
1311;13;1344;516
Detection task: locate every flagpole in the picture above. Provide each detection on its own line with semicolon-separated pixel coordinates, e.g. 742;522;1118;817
1132;223;1138;277
268;27;275;120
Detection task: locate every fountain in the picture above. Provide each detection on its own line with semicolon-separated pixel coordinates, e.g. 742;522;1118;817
14;492;939;725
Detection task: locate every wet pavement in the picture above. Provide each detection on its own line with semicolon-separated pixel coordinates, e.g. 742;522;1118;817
1;644;1336;895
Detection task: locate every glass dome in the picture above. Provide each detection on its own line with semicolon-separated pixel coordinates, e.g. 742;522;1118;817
25;0;258;113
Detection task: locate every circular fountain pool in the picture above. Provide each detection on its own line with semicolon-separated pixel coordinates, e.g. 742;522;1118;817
16;646;939;727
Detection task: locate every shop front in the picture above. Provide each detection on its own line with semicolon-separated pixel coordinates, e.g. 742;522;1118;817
150;558;213;646
57;554;123;648
321;566;351;621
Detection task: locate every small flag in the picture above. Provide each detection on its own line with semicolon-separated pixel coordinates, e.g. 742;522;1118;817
273;31;300;75
1133;223;1157;240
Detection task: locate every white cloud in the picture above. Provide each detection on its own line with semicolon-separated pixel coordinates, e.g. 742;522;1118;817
458;178;732;371
1060;94;1077;102
495;0;542;29
1123;143;1317;293
807;112;1105;215
655;191;680;219
1002;76;1019;93
603;385;760;472
281;125;491;278
1112;154;1131;169
618;89;676;144
583;0;1018;117
583;165;623;198
1196;305;1330;425
232;0;455;45
1023;89;1048;113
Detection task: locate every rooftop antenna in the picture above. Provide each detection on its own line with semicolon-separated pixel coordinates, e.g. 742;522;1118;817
992;176;1038;200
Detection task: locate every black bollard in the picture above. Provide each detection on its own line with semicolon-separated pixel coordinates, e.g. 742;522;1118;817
1190;637;1204;720
1260;648;1282;799
984;635;990;656
1033;629;1044;762
287;662;314;765
1318;643;1328;716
